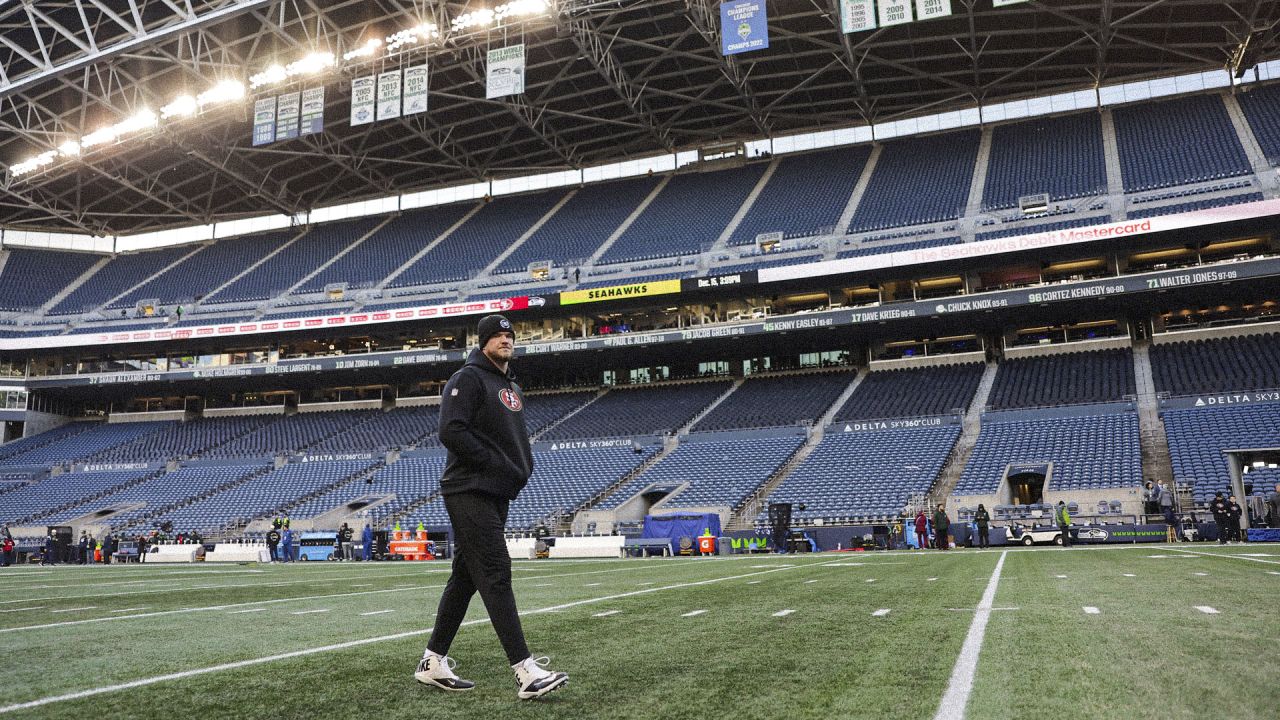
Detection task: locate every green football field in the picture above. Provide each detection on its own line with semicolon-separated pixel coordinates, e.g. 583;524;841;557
0;544;1276;720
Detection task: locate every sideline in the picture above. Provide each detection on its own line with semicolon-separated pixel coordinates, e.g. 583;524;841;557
1166;547;1280;565
0;557;843;714
932;550;1008;720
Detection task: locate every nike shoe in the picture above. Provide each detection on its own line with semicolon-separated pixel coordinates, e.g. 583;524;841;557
513;656;568;700
414;652;475;692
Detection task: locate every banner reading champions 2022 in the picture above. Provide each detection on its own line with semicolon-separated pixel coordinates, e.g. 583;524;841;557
720;1;768;56
487;44;526;99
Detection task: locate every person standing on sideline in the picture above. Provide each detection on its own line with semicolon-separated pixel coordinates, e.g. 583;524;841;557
1056;501;1072;547
266;523;281;562
973;504;991;549
1209;492;1230;545
932;504;950;550
1268;483;1280;528
415;314;568;701
281;525;294;562
1142;480;1159;517
1;534;13;567
361;523;374;562
339;522;354;561
1227;495;1244;543
1159;481;1179;542
913;509;929;550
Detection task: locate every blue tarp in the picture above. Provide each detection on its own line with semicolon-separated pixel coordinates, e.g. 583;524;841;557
642;513;721;555
1247;527;1280;542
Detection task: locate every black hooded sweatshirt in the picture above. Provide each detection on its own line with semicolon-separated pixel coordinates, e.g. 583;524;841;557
438;347;534;500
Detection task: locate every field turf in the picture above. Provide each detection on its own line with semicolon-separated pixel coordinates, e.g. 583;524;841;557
0;544;1275;719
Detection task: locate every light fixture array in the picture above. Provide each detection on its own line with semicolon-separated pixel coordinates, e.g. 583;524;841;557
8;1;553;179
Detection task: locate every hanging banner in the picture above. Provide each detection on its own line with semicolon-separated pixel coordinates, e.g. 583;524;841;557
275;91;301;141
915;0;952;21
839;0;877;33
720;1;769;56
992;0;1031;5
350;76;376;126
376;69;403;121
252;97;276;146
878;0;913;27
300;87;325;135
486;44;526;99
403;65;429;115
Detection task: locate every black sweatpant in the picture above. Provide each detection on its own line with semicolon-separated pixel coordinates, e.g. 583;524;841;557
976;525;989;548
427;491;531;666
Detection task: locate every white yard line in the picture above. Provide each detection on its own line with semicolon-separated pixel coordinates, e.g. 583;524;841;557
108;607;149;614
0;606;45;613
591;610;620;617
1167;547;1280;565
681;609;707;617
1194;606;1220;614
0;557;841;715
933;550;1008;720
0;560;755;635
359;610;394;616
1083;607;1100;615
290;609;330;615
49;606;96;614
227;609;265;615
872;608;891;617
772;609;795;617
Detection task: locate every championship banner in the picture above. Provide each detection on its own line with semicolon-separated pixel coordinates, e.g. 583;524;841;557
839;0;876;33
275;91;301;141
300;87;325;135
992;0;1031;5
486;44;526;99
877;0;913;27
376;69;403;121
558;279;682;306
721;1;768;56
915;0;952;21
350;76;375;126
403;65;429;115
252;97;276;146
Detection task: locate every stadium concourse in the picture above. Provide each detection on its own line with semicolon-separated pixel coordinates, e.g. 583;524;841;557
3;0;1280;718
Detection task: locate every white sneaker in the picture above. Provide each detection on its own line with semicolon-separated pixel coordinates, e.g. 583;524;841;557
513;656;568;700
414;652;475;692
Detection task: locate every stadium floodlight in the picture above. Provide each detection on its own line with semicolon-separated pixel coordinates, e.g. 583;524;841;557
249;64;288;89
58;140;81;157
11;149;57;177
343;38;383;61
386;23;440;53
286;52;335;76
197;79;246;107
80;126;119;148
452;1;547;31
117;108;158;134
161;94;198;119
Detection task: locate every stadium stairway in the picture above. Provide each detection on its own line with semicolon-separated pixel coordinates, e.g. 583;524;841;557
185;229;309;312
679;377;746;433
530;388;609;441
111;464;276;536
277;216;395;298
835;145;882;233
477;190;578;278
1132;341;1175;491
375;203;484;292
239;461;387;533
585;175;671;267
571;437;682;534
1099;109;1127;218
727;368;867;530
1221;93;1279;191
11;467;165;527
36;255;112;316
964;126;995;217
707;157;780;254
931;359;1000;500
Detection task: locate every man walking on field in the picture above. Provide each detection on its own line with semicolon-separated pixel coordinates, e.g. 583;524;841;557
415;314;568;700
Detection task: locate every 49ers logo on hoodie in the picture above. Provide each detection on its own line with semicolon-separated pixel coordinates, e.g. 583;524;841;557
498;388;523;412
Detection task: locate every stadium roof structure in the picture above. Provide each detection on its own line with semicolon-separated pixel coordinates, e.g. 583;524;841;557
1;0;1278;237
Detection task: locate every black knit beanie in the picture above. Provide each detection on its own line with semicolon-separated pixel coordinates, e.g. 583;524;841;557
477;314;513;346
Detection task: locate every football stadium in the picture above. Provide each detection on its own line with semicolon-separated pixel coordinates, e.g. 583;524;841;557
1;1;1280;717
